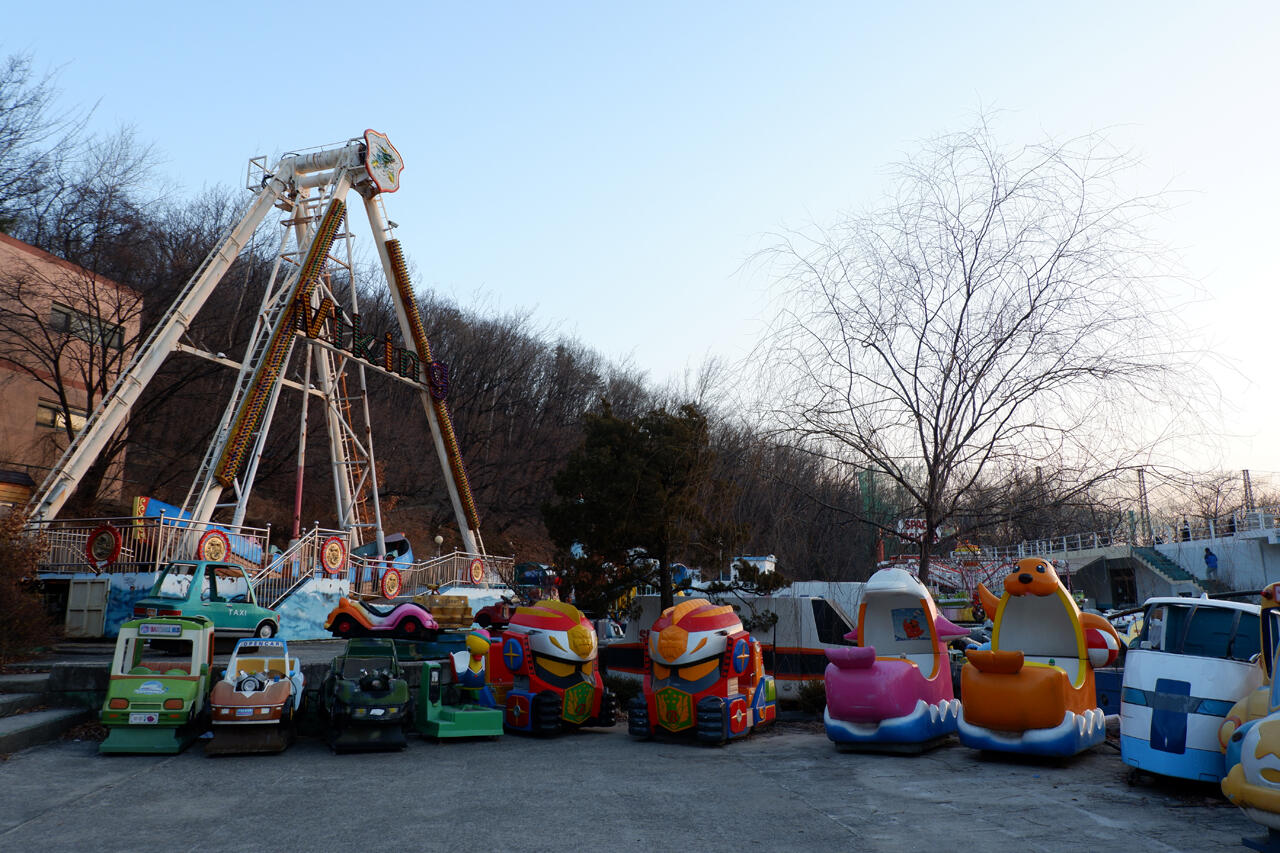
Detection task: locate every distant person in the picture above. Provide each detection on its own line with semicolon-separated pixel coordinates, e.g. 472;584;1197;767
1227;515;1237;536
1181;519;1192;542
1205;547;1218;578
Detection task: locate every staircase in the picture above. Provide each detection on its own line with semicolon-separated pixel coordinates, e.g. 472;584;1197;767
248;527;348;610
1132;547;1206;594
0;669;95;754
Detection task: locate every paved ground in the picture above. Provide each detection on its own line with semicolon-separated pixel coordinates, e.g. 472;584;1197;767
0;720;1262;853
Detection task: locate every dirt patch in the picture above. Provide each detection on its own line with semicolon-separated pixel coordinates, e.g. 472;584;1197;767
61;721;107;743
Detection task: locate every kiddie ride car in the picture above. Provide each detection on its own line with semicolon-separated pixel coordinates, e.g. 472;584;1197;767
324;597;440;641
132;560;279;639
824;567;968;751
320;637;412;752
206;638;305;755
958;557;1120;757
1119;594;1264;782
100;615;215;754
628;598;776;745
489;600;616;735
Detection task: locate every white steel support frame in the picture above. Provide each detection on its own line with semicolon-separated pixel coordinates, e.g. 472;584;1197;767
183;169;355;528
27;173;292;522
26;133;482;561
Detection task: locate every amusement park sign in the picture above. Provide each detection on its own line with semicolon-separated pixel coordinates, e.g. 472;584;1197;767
896;518;940;545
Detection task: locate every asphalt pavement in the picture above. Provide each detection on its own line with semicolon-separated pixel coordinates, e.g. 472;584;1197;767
0;720;1261;853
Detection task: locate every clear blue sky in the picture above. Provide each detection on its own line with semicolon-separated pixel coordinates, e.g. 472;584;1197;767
7;2;1279;472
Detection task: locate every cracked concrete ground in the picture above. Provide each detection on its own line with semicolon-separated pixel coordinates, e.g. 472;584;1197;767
0;722;1259;852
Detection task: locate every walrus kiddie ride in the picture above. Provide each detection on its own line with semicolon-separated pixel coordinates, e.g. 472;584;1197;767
99;615;215;754
958;557;1120;757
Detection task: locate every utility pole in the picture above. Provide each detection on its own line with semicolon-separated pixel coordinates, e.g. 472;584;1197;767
1137;468;1153;545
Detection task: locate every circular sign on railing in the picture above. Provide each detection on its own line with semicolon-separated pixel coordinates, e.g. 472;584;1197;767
321;536;347;575
197;530;231;562
381;567;403;599
469;557;485;584
86;524;122;572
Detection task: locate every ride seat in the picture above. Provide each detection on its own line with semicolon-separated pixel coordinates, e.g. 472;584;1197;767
1024;654;1080;683
267;658;288;674
904;652;938;674
235;658;265;674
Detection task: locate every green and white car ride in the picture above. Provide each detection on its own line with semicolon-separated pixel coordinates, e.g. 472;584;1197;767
132;560;279;639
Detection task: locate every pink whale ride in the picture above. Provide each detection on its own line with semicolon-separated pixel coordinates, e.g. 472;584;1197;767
824;567;969;750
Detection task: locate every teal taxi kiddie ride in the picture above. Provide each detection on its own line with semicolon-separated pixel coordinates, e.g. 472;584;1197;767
131;560;279;639
99;615;215;754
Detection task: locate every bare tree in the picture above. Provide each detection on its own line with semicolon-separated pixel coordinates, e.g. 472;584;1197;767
759;119;1207;582
0;53;87;234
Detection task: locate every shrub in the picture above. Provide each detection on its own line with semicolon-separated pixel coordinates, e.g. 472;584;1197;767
797;678;826;716
605;673;641;708
0;511;55;664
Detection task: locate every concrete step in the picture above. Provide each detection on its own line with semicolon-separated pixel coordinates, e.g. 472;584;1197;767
0;692;45;718
0;707;93;755
0;672;51;694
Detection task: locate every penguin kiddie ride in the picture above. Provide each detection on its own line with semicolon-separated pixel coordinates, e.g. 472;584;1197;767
958;557;1120;757
628;597;776;745
824;567;968;751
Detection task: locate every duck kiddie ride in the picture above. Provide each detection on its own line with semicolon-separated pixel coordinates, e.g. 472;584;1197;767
100;616;215;754
415;629;505;740
489;600;616;734
206;638;305;755
628;598;776;744
824;567;967;751
1120;595;1264;781
1221;643;1280;851
1219;583;1280;752
958;557;1120;757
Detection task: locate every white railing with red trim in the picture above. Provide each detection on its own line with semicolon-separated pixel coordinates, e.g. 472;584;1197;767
348;550;515;598
248;527;353;610
28;515;271;575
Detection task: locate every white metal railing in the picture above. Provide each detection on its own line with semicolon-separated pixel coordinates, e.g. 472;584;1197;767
983;530;1130;563
29;515;270;575
348;550;515;598
248;526;350;610
30;514;515;607
979;506;1280;562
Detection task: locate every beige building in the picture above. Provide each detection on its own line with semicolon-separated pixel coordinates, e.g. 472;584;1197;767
0;232;140;508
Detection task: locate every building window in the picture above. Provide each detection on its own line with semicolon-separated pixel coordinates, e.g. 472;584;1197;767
36;401;87;433
49;302;124;350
